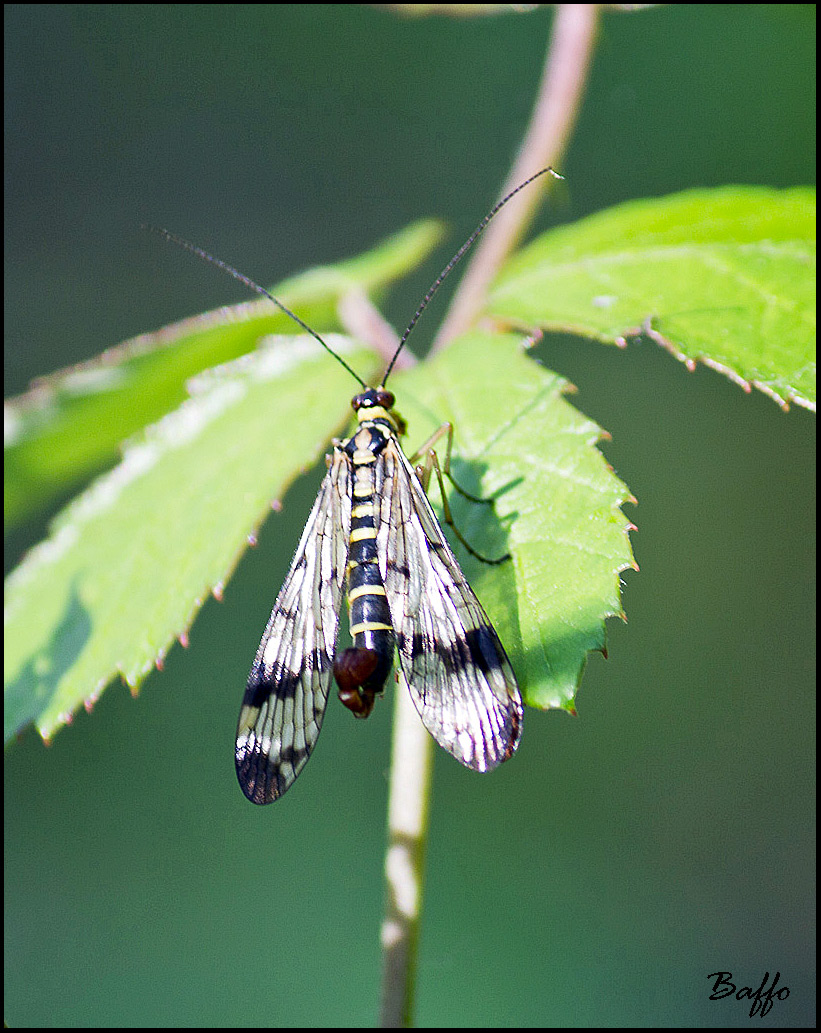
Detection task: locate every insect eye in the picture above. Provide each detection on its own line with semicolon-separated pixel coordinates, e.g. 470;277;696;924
351;392;366;411
375;389;394;410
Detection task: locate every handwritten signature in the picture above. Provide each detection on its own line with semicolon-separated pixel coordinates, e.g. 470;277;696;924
707;971;790;1018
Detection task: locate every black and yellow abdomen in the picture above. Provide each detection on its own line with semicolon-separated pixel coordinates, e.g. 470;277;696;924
333;395;399;717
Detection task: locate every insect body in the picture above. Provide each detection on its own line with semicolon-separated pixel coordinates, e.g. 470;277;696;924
236;385;523;802
158;167;558;803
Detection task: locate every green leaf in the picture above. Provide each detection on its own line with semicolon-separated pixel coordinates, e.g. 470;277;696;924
5;327;633;743
487;186;816;411
5;218;445;530
392;332;635;710
4;335;379;744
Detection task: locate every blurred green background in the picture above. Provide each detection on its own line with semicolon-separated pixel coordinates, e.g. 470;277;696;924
4;4;815;1027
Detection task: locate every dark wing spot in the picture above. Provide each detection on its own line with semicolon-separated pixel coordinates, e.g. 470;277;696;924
244;663;302;708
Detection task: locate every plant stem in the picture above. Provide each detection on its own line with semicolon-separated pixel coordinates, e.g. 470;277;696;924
432;3;600;352
378;680;434;1028
377;6;600;1026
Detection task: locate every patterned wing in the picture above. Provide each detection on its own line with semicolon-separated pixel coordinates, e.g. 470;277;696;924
375;438;522;771
236;449;351;803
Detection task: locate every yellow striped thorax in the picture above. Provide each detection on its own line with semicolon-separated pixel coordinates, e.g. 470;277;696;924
351;386;407;438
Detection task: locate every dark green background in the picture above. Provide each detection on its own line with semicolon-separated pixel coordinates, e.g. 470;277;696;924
5;5;815;1027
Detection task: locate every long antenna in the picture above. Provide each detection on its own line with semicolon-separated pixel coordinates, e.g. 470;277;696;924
152;167;559;392
380;166;561;386
149;227;368;389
